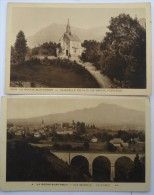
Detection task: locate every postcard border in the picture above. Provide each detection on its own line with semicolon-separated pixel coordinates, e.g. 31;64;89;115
0;96;151;191
5;2;152;96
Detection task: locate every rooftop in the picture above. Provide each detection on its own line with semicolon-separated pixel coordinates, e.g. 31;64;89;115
64;32;81;42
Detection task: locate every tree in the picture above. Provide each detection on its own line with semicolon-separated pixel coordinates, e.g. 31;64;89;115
107;142;117;152
11;46;16;64
81;40;101;68
100;14;146;88
130;154;145;182
31;42;61;57
14;31;27;63
76;122;86;134
83;142;89;150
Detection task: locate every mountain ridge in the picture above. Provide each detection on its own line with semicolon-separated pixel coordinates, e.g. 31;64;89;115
27;23;108;47
8;103;145;130
27;18;146;48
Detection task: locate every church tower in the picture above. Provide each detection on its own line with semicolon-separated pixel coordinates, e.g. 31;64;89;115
41;119;45;128
66;18;71;35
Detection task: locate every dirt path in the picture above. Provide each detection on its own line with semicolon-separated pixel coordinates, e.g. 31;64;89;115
78;61;114;88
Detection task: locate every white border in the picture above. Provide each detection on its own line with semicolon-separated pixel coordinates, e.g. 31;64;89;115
4;2;152;96
0;0;153;195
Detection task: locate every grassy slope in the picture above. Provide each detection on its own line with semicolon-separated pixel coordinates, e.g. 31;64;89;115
7;141;84;181
10;63;100;88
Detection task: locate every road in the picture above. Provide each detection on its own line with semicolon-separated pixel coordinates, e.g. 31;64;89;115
78;61;114;88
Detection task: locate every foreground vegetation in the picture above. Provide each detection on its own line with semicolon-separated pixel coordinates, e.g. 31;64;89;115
10;58;99;88
7;141;87;181
11;13;146;89
7;140;145;182
81;14;146;88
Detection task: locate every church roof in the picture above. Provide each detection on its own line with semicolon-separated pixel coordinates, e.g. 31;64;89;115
64;32;81;42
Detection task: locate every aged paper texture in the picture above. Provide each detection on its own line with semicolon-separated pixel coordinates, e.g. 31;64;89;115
0;96;150;191
5;3;151;95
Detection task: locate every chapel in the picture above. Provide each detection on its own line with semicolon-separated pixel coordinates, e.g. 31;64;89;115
59;19;84;59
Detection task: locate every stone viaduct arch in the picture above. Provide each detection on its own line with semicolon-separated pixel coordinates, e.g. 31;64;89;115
115;156;133;181
52;151;140;181
70;155;89;175
92;156;111;182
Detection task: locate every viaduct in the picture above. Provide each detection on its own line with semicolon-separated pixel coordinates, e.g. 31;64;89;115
52;151;143;181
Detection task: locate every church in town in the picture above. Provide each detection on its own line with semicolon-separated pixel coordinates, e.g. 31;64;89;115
58;19;84;59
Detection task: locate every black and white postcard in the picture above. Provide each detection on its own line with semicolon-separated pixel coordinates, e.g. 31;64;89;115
0;96;150;191
5;3;151;95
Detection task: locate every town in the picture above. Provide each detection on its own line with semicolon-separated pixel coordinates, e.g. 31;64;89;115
7;119;145;153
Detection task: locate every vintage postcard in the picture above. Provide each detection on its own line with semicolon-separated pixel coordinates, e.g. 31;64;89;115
0;96;150;191
5;3;151;95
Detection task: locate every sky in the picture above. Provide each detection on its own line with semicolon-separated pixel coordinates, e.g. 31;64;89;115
7;97;146;120
10;5;146;44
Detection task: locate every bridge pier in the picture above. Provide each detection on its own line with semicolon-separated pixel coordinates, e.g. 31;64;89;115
89;164;93;176
110;164;115;181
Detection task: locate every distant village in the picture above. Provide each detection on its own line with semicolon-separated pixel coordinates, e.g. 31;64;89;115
7;118;145;153
8;120;97;142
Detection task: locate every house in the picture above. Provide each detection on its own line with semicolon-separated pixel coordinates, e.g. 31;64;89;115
15;130;23;136
56;128;74;135
110;138;124;147
34;132;41;138
91;136;98;143
122;142;129;147
59;19;84;59
39;129;45;134
110;138;129;148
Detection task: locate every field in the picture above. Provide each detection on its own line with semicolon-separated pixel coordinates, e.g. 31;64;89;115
52;141;107;151
10;59;100;88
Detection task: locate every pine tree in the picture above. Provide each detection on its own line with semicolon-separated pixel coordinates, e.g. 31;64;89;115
14;31;27;63
130;154;145;182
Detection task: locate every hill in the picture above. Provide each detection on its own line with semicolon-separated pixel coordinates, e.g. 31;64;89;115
7;141;83;181
8;103;145;130
27;18;145;48
27;23;107;48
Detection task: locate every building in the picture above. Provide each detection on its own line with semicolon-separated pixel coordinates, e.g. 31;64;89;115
56;128;74;135
91;136;98;143
59;19;84;59
110;138;129;148
34;132;41;138
15;130;23;136
41;120;45;128
110;138;124;147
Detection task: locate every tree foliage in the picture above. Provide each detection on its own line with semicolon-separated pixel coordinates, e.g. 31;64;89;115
31;42;61;57
76;122;86;134
81;40;101;67
100;14;146;88
129;154;145;182
7;141;83;181
14;31;27;63
107;142;117;152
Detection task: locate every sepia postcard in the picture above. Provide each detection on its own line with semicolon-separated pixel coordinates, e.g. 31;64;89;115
0;96;150;191
5;3;151;95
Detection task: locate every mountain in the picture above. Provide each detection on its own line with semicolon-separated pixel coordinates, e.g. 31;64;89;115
26;17;146;48
8;103;145;130
27;23;108;48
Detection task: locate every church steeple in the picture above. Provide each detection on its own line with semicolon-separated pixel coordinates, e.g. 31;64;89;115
66;18;71;34
41;119;45;128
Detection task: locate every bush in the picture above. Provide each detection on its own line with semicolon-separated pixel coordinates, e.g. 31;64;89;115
10;57;99;88
23;58;41;66
107;142;117;152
